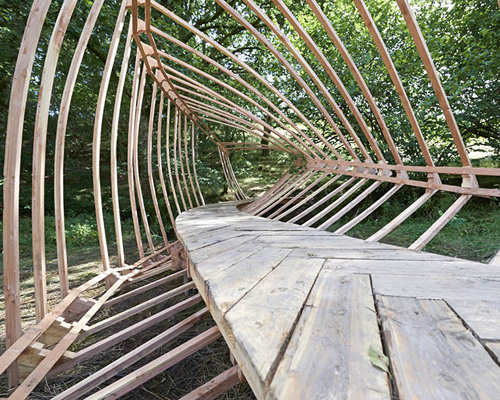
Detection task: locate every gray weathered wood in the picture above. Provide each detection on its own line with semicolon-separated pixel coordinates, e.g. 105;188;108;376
269;272;390;400
207;246;293;319
447;298;500;340
372;274;500;300
176;203;500;400
377;296;500;399
224;256;324;399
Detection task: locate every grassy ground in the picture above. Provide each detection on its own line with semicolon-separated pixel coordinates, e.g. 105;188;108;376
0;236;256;399
328;185;500;262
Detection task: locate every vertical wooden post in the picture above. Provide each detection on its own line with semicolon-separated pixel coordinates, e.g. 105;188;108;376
191;123;205;205
110;18;133;267
55;0;107;298
3;0;52;387
128;55;146;259
166;100;182;214
147;77;169;245
156;93;178;236
32;0;78;322
92;0;128;276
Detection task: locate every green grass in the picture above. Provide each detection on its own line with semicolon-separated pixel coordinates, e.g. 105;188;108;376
324;186;500;263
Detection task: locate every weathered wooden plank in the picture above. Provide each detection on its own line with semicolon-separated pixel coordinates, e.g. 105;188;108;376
323;259;494;278
189;242;270;304
188;236;258;263
269;272;390;400
183;226;251;251
289;247;458;261
193;242;268;279
207;246;293;320
377;296;500;399
372;274;500;300
447;299;500;340
486;342;500;363
236;229;335;236
177;203;500;400
253;235;382;249
223;257;324;399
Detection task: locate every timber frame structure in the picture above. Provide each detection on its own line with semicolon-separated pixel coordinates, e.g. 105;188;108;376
1;0;500;399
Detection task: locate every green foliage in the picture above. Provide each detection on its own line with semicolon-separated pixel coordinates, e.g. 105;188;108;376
0;0;498;266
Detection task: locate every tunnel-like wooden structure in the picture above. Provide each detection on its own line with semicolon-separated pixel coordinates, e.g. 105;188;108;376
2;0;500;398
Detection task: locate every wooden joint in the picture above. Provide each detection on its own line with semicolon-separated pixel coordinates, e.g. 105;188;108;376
237;366;246;384
136;18;147;34
140;42;154;56
106;272;122;286
126;0;146;9
18;342;75;381
462;173;479;189
147;56;160;69
170;241;187;271
229;353;246;383
40;317;72;347
66;297;98;321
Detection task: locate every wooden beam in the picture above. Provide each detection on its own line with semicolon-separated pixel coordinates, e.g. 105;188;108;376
52;308;210;400
3;0;52;385
48;294;202;378
84;326;221;399
179;365;241;400
82;281;195;337
103;269;187;307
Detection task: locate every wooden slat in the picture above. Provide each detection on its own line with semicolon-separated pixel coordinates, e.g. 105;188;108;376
395;0;472;167
377;296;500;399
150;0;333;159
447;298;500;340
269;272;390;399
127;53;146;258
109;17;132;268
179;365;241;400
91;0;128;275
53;308;210;400
85;326;221;400
3;0;52;384
189;243;269;300
133;65;156;253
0;270;112;377
147;78;169;245
223;256;324;399
323;258;494;278
371;274;500;300
82;281;195;337
9;269;134;399
48;295;202;379
104;269;187;307
409;194;470;250
178;204;500;400
206;247;292;321
32;0;79;321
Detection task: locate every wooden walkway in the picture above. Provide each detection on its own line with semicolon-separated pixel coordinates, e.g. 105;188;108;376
177;202;500;400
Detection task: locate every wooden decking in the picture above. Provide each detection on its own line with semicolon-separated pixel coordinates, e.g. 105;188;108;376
177;202;500;400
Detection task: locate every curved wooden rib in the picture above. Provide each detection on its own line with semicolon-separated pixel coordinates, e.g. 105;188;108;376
92;0;128;274
3;0;500;398
147;79;169;245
